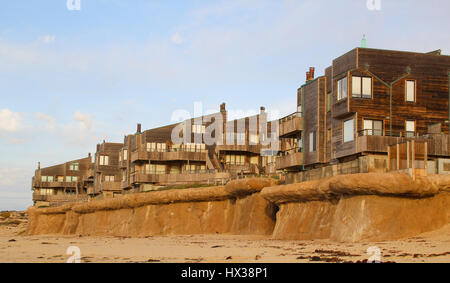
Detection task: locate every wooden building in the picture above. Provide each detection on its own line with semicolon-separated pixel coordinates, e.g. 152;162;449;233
32;155;92;207
278;47;450;175
92;141;123;198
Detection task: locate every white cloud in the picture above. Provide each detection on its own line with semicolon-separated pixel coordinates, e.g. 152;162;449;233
73;110;93;131
61;110;98;146
0;109;23;133
38;35;56;44
35;112;57;131
171;32;183;45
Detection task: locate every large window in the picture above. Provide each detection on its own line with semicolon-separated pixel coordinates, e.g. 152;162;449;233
406;120;416;137
363;119;383;136
337;77;348;101
70;163;79;171
99;155;109;166
105;175;115;182
123;149;128;161
406;80;416;102
309;131;316;152
41;176;54;182
236;133;245;145
343;119;354;143
249;134;258;145
352;76;372;98
225;154;245;165
192;124;206;134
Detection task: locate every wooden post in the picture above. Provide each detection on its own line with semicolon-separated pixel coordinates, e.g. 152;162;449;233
412;140;416;180
406;141;410;170
424;141;428;175
387;146;391;171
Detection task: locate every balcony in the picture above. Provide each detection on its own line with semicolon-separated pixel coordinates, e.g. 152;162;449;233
131;170;229;185
276;148;303;170
216;144;262;154
101;181;122;192
355;131;450;157
119;160;128;169
279;112;303;138
223;164;259;175
32;192;89;204
131;149;207;163
33;181;78;188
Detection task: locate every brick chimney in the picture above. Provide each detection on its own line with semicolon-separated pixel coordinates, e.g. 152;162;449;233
309;67;315;80
306;71;310;82
38;162;40;170
260;106;265;113
137;123;142;133
220;103;226;112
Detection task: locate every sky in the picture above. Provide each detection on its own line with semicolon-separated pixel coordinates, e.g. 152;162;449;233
0;0;449;211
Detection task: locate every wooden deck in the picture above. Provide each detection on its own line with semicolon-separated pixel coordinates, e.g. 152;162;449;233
275;152;303;170
279;113;302;138
130;150;207;163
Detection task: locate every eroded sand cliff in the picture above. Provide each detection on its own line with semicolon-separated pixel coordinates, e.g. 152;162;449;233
27;174;450;242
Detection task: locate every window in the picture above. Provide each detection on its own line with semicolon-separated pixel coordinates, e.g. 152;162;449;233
192;124;205;134
337;77;348;101
225;132;234;145
352;76;372;98
363;120;383;136
406;121;415;137
406;80;416;102
123;150;128;161
99;155;109;165
327;129;331;142
236;133;245;145
70;163;79;171
57;176;64;182
309;131;316;152
47;176;54;182
41;176;47;182
343;119;354;142
66;176;72;182
297;105;302;117
105;175;115;182
249;134;258;145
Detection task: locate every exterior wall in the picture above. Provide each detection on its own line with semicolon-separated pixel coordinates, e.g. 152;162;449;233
285;154;388;184
93;142;123;196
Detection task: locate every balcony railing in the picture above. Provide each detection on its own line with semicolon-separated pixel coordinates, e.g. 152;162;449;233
279;147;302;156
279;112;302;122
33;181;78;188
137;146;207;153
358;129;418;138
279;112;302;138
275;150;303;170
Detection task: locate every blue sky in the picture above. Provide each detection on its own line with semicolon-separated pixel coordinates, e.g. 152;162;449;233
0;0;449;210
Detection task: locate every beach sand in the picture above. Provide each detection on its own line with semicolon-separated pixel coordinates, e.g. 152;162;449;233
0;212;449;263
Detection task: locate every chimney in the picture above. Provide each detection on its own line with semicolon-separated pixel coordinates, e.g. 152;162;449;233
96;144;100;152
88;152;91;158
137;123;142;133
309;67;315;80
306;71;310;82
220;103;226;112
260;106;265;113
38;162;40;170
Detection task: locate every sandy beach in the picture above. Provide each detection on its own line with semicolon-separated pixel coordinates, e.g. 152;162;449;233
0;212;449;263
